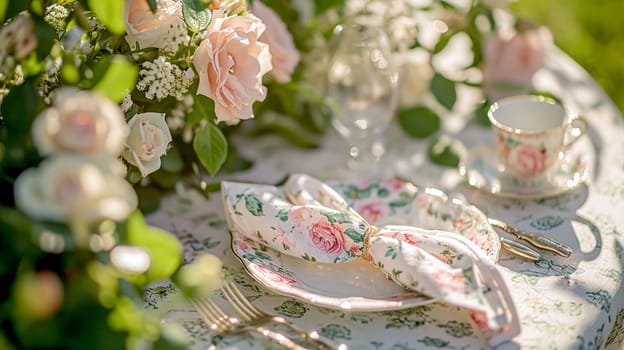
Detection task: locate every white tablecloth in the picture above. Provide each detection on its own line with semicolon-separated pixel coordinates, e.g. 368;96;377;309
145;49;624;350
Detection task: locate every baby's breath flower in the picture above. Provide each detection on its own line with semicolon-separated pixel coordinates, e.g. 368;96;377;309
136;56;193;101
120;91;133;113
161;20;189;55
44;4;69;31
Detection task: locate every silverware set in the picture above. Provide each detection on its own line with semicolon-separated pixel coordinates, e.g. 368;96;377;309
190;279;342;349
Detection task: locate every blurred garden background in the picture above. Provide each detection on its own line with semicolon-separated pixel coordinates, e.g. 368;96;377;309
512;0;624;114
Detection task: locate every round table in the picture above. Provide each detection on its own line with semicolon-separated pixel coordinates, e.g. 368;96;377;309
145;48;624;349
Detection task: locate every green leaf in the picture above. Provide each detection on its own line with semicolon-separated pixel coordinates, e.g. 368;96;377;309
4;0;27;20
193;123;227;176
0;78;38;138
32;16;56;59
92;56;138;103
244;195;263;216
0;1;7;22
343;228;364;243
147;0;157;13
427;135;466;168
60;62;80;84
160;147;184;173
186;94;215;125
126;165;142;184
276;209;289;222
126;211;183;283
433;32;453;54
530;91;562;104
88;0;124;34
398;106;440;139
430;73;457;110
135;186;162;214
314;0;346;15
182;0;211;33
389;200;409;208
474;99;491;127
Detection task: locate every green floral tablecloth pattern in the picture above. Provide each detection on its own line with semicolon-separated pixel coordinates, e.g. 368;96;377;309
146;49;624;349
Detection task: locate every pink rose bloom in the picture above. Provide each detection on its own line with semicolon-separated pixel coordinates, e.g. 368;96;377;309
192;10;272;124
289;206;316;232
482;27;552;99
251;1;300;83
309;216;345;254
432;269;465;292
255;265;295;285
510;143;548;177
381;178;405;192
356;201;384;223
401;232;423;247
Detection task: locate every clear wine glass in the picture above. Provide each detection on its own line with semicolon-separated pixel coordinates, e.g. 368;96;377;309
325;23;399;175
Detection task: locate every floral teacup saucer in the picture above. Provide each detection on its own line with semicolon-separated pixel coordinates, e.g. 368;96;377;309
458;145;589;199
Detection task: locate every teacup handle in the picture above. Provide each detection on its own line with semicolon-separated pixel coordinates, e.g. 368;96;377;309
563;117;588;149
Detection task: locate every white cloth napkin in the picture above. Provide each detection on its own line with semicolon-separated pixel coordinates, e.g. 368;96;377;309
221;174;519;346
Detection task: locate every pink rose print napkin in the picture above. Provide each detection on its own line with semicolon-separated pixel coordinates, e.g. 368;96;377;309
221;175;520;346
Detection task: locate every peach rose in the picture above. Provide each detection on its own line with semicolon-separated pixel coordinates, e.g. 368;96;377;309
192;10;272;123
482;27;552;99
32;88;128;156
309;216;345;254
124;0;185;53
251;1;300;83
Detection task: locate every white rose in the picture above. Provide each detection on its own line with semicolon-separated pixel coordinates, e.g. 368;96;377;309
0;14;37;59
124;0;184;51
14;155;137;223
122;112;172;177
32;88;129;156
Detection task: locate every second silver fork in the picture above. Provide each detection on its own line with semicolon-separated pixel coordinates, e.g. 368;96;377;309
190;295;309;350
221;279;343;350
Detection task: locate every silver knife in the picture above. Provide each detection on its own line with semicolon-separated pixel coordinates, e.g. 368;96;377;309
488;218;572;258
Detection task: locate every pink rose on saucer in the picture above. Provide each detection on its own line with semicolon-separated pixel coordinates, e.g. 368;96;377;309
510;143;548;178
309;216;345;254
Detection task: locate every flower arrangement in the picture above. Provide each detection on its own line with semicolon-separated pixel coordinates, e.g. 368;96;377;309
0;0;552;348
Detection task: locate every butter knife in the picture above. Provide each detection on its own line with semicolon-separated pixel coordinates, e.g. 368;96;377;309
499;237;541;261
488;218;572;257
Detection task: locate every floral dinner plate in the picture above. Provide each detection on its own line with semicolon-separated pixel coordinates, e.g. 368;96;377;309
229;177;501;312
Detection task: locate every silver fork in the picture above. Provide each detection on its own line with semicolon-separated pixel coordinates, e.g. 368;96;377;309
221;279;343;350
189;295;309;350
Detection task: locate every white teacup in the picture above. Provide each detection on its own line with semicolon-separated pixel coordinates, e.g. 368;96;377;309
487;95;588;183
